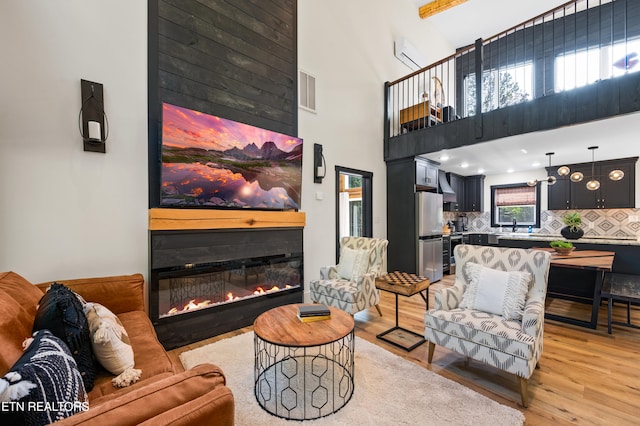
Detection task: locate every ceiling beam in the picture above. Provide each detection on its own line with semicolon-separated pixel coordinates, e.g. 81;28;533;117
418;0;469;19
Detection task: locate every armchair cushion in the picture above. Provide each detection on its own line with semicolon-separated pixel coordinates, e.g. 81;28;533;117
425;308;536;359
337;247;370;280
460;262;532;320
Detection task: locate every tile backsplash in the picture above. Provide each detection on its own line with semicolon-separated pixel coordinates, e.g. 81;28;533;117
444;208;640;238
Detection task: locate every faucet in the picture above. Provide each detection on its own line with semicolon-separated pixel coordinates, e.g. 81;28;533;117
512;218;517;232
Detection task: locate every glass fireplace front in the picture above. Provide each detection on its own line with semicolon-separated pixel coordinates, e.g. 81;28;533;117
152;253;302;320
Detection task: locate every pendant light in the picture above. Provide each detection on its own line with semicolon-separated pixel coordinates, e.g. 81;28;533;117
586;146;600;191
528;152;557;186
557;147;624;184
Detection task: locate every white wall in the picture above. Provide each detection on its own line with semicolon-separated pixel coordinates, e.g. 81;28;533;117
298;0;453;299
0;1;148;283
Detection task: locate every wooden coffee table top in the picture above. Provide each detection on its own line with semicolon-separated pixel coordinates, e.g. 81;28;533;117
254;304;354;347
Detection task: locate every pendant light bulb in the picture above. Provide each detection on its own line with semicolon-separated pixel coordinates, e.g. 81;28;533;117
586;179;600;191
570;171;584;182
546;176;557;185
527;179;538;187
609;169;624;181
557;165;570;176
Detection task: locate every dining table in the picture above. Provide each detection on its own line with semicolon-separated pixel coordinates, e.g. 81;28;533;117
535;248;616;329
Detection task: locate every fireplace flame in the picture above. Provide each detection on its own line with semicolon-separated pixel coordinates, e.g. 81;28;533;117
163;284;295;317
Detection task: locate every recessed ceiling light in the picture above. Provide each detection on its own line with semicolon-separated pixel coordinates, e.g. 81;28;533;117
507;168;514;173
520;149;528;154
532;162;541;167
440;155;450;161
460;162;469;168
477;168;485;174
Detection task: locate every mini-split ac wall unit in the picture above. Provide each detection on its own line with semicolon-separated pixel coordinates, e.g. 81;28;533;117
394;38;427;71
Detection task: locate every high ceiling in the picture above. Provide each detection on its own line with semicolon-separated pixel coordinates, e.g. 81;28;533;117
408;0;640;177
411;0;571;49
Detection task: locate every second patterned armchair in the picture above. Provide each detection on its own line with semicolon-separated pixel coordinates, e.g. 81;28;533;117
309;237;388;315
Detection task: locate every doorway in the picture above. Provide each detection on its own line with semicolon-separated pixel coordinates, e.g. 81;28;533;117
335;166;373;262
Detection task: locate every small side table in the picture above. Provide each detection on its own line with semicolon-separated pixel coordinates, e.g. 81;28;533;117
601;273;640;334
375;271;430;351
253;304;355;420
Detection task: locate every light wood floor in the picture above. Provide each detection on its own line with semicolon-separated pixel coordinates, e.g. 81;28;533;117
169;274;640;425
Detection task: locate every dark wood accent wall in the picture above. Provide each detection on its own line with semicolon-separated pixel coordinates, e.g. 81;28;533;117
148;0;298;207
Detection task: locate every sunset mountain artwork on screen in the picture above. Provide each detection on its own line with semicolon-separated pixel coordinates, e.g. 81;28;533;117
161;103;303;210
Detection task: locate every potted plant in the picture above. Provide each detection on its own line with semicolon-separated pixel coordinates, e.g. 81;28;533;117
560;212;584;240
550;240;575;255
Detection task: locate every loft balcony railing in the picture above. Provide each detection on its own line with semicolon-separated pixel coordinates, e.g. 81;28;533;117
386;0;640;139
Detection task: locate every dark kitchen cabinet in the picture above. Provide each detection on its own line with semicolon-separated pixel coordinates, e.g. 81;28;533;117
467;233;488;246
547;157;637;210
444;172;465;212
416;157;438;190
547;170;572;210
464;175;485;212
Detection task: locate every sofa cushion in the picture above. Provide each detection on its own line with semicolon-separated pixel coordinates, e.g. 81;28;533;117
0;330;88;425
56;364;231;426
0;290;34;376
83;302;136;376
32;283;97;392
86;310;176;400
36;274;145;315
0;271;44;316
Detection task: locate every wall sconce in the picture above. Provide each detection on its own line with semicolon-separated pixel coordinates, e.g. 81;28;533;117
313;143;326;183
79;79;108;153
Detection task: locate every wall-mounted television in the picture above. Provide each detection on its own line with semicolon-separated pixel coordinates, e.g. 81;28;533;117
161;103;303;210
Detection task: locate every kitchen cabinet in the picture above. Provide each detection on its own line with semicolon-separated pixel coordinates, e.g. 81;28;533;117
416;157;438;190
547;157;637;210
547;172;571;210
467;233;488;246
464;175;485;212
444;172;465;212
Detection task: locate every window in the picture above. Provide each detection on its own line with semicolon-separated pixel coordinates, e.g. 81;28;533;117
464;62;533;115
490;183;541;228
555;38;640;92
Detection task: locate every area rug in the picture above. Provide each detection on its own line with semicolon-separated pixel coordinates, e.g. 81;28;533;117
180;332;525;425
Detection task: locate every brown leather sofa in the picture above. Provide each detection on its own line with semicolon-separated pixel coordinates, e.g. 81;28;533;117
0;271;234;425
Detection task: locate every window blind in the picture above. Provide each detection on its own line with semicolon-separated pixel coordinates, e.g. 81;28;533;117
495;186;536;206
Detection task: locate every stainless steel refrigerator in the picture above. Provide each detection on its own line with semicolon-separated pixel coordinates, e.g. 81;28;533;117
416;192;443;283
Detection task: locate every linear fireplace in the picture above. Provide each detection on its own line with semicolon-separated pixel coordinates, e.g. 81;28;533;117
150;227;303;349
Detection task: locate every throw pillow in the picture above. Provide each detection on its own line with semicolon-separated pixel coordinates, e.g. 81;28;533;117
32;283;97;392
84;302;141;387
460;262;532;320
337;248;369;280
0;330;88;425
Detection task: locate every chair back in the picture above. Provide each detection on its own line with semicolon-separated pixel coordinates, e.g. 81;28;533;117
453;245;551;296
340;237;389;276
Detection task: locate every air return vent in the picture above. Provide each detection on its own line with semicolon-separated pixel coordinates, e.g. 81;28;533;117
298;70;316;112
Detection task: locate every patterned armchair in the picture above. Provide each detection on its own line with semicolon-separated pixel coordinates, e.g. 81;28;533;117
310;237;388;315
425;245;551;407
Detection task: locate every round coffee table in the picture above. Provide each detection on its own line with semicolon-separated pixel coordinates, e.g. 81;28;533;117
253;304;355;420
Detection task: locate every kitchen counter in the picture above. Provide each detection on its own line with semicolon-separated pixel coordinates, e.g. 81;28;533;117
493;233;640;246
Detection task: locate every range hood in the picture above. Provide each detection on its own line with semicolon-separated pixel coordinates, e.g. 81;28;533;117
438;170;456;203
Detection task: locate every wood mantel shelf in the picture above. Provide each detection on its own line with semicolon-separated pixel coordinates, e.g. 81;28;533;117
149;208;306;231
